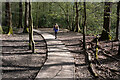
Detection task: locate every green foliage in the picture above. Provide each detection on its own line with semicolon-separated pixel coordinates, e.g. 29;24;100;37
1;2;118;39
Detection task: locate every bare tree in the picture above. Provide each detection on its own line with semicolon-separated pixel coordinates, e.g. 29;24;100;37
0;2;2;33
99;2;112;40
29;2;35;53
83;2;86;50
18;1;23;28
23;1;29;33
35;2;38;29
74;2;81;32
115;1;120;41
118;43;120;55
5;2;13;35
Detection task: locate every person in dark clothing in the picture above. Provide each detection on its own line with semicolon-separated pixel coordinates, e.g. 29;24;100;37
53;23;59;39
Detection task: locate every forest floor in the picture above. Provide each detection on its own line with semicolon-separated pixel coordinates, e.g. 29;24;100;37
57;28;120;79
1;29;47;80
1;28;120;80
38;28;120;79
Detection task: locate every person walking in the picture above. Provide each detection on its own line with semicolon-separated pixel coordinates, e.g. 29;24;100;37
53;23;59;39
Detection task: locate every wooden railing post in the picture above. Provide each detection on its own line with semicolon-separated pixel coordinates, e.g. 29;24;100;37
95;35;99;60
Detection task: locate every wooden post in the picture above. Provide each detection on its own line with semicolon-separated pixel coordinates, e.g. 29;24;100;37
95;35;98;60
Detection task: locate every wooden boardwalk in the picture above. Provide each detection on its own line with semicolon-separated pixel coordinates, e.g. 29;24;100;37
34;29;75;79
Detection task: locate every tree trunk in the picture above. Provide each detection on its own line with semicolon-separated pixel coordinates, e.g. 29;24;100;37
35;2;38;29
74;2;81;32
66;3;70;29
5;2;7;28
99;2;112;41
0;26;2;34
115;1;120;41
71;3;75;31
118;43;120;54
18;1;23;28
83;1;89;69
5;2;13;35
23;2;29;33
0;2;2;34
83;2;86;50
38;3;41;28
29;2;35;53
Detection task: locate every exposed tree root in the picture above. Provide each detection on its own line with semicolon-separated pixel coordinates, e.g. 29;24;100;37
86;51;99;78
101;50;120;61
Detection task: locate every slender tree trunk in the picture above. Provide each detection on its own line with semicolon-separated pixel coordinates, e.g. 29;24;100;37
66;3;70;29
23;2;29;33
74;2;81;32
0;24;2;33
18;1;23;28
115;1;120;41
5;3;7;28
118;43;120;54
29;2;35;53
5;2;13;35
0;2;3;33
83;1;89;67
99;2;112;41
38;3;41;28
71;3;75;31
35;2;38;29
83;2;86;50
0;26;2;34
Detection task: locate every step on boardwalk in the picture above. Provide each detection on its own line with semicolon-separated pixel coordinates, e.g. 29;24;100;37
33;29;75;79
